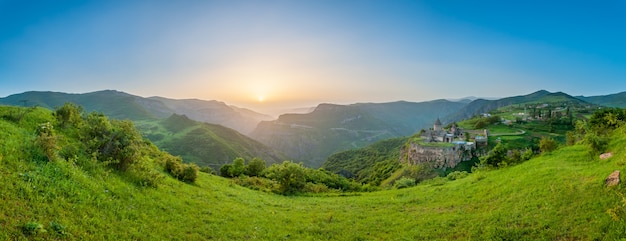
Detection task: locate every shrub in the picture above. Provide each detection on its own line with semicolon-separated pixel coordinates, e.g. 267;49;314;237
539;136;558;153
35;122;59;162
480;142;507;166
263;161;307;195
245;157;266;177
219;164;233;177
50;221;69;236
394;177;416;189
164;155;198;183
81;113;144;171
22;222;46;235
128;158;164;187
304;182;331;193
55;102;83;128
447;171;469;181
200;166;215;174
229;157;246;177
233;176;278;192
180;163;199;182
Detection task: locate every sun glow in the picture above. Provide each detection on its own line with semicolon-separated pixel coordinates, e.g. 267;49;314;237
257;95;265;102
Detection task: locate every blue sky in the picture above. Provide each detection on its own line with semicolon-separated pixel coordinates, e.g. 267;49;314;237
1;0;625;112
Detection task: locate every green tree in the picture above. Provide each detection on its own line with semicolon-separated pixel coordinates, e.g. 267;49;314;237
263;161;306;194
219;164;233;177
521;148;533;161
81;113;143;171
583;132;607;154
480;142;507;166
230;157;246;177
539;136;558;153
245;157;266;177
55;102;83;128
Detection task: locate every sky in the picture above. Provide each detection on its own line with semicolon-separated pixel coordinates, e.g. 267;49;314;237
1;0;625;114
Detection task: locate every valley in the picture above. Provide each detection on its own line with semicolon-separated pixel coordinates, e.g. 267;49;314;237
1;89;626;240
1;103;626;239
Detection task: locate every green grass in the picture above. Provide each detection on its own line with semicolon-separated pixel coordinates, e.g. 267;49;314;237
3;105;626;240
3;143;625;240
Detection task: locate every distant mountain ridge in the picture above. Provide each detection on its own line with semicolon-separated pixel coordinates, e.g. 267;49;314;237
250;99;467;167
0;90;272;134
576;91;626;108
443;90;592;123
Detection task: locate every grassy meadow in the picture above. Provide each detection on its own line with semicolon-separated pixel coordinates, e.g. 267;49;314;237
2;105;626;240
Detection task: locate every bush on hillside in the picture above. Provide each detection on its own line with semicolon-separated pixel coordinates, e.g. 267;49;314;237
583;132;608;154
219;164;233;177
35;122;59;162
81;113;144;171
394;177;416;189
263;161;307;195
447;171;469;181
539;136;558;153
229;157;246;177
480;142;507;167
245;157;266;177
165;155;199;183
128;157;165;187
200;166;215;174
55;102;83;128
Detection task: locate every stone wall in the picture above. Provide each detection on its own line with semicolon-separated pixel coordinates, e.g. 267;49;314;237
399;143;474;169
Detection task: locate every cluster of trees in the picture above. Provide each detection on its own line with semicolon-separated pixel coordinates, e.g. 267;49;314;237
480;107;626;168
565;107;626;153
479;142;534;167
220;158;363;195
474;115;502;129
34;103;198;186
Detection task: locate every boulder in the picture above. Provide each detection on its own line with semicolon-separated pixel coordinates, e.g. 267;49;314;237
605;170;620;187
600;152;613;160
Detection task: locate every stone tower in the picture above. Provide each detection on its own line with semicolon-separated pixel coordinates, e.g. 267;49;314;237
434;118;442;131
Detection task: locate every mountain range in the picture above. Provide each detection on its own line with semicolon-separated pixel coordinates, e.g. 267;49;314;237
0;90;272;134
2;89;625;168
250;100;467;167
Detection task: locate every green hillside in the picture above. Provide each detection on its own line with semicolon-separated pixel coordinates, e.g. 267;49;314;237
322;137;408;185
0;91;285;170
2;105;626;240
251;100;466;167
578;91;626;108
136;114;286;171
446;90;592;123
0;90;273;134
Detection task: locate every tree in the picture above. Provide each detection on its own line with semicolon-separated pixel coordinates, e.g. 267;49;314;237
263;161;306;194
521;148;533;161
55;102;83;128
230;157;246;177
81;113;143;171
245;158;266;177
583;132;607;153
219;164;233;177
539;136;558;153
480;142;507;166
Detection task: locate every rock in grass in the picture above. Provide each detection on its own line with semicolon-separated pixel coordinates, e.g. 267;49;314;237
605;170;620;187
600;152;613;160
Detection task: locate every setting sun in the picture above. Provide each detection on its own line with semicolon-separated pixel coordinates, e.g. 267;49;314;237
257;95;265;102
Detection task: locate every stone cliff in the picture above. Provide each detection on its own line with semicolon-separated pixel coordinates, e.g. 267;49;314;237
399;142;475;169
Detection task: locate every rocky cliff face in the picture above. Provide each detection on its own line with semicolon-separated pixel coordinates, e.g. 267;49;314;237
399;143;474;169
